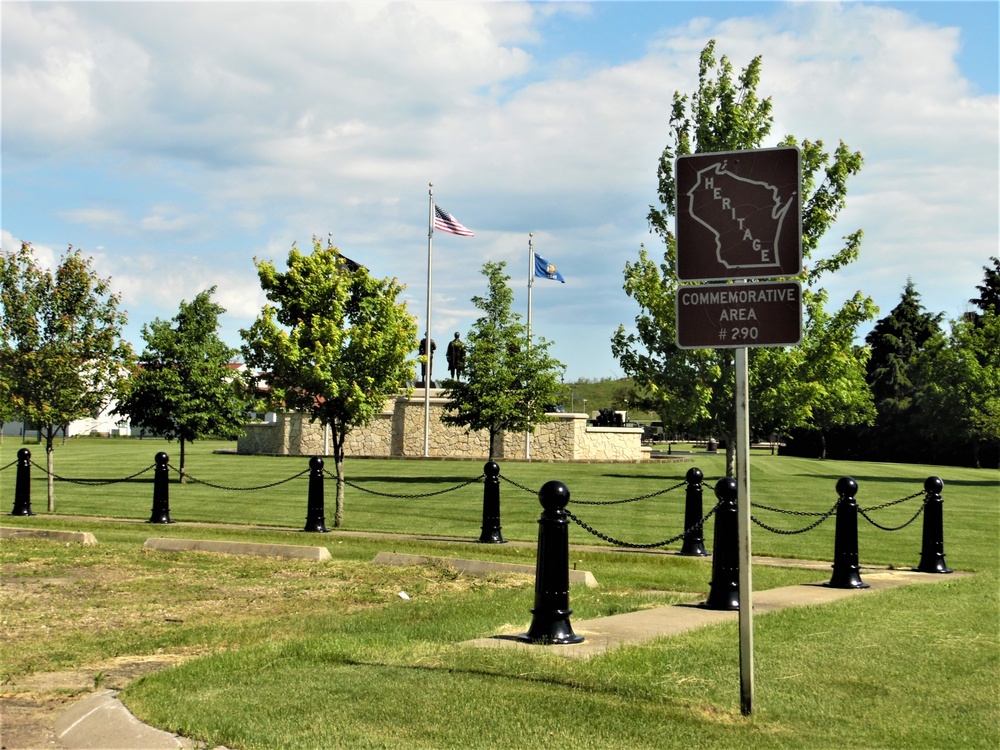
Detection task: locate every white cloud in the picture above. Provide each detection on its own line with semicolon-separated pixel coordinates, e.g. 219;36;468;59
2;1;996;376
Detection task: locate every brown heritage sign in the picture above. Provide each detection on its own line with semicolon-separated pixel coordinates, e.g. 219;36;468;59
676;281;802;350
676;147;801;282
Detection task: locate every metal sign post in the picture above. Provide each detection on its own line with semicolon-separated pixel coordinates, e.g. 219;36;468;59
674;146;802;717
735;343;754;715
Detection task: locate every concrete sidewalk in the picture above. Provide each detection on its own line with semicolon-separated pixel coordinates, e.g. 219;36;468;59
462;568;968;658
52;690;210;750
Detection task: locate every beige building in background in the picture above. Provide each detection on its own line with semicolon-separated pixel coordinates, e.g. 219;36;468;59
237;390;647;462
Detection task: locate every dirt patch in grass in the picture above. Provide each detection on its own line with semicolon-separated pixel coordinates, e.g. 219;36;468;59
0;536;524;749
1;654;192;750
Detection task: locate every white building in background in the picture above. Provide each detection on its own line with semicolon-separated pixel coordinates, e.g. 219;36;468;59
1;401;131;439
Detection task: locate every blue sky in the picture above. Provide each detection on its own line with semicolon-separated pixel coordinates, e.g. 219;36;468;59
2;1;997;382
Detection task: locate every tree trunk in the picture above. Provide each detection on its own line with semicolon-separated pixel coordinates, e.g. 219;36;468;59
820;432;828;460
179;438;187;484
335;455;345;528
725;434;737;478
334;424;346;528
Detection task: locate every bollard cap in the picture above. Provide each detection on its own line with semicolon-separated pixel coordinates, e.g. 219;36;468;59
155;452;169;466
836;476;858;498
686;467;704;484
713;477;737;501
309;456;324;470
484;461;500;477
538;480;570;511
924;476;944;494
17;447;31;460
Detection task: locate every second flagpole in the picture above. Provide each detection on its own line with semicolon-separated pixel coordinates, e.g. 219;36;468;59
525;233;533;460
424;183;434;457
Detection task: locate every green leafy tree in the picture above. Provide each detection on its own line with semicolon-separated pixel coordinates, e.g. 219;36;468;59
0;377;13;444
914;261;1000;468
442;262;565;459
863;280;943;460
0;242;133;510
968;256;1000;323
240;236;417;527
114;287;248;482
612;40;876;474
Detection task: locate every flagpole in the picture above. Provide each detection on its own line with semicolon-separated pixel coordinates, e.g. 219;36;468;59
424;183;434;457
525;234;533;460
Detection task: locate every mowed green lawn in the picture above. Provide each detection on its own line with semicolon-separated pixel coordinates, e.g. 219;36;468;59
1;437;997;749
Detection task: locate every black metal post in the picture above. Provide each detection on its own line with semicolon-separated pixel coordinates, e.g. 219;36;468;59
478;461;505;543
517;480;584;645
11;448;34;516
827;477;868;589
679;467;708;556
701;477;740;610
148;452;173;524
917;476;952;574
303;456;329;532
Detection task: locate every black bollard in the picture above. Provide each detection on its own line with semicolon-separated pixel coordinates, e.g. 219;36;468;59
516;480;584;645
478;461;505;543
679;467;708;556
917;476;952;574
11;448;34;516
701;477;740;610
148;452;173;524
303;456;329;532
827;477;868;589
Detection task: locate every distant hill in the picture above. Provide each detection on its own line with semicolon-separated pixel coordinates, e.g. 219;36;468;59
555;377;658;422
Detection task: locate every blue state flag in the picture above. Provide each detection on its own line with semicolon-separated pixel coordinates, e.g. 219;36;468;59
534;253;565;283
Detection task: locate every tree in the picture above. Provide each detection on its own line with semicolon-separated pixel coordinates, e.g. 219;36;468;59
793;288;877;458
612;40;875;474
968;256;1000;323
914;261;1000;468
114;287;248;482
442;262;565;459
240;236;417;527
0;242;133;510
863;280;942;461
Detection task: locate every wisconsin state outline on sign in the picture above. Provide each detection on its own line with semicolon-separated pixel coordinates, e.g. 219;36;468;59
686;160;797;271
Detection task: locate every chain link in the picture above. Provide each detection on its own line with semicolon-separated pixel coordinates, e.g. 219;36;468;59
31;460;156;486
334;470;484;498
498;475;538;494
859;490;924;513
0;459;18;473
751;500;840;535
566;500;722;549
178;465;310;491
570;479;688;506
858;500;927;531
750;500;831;517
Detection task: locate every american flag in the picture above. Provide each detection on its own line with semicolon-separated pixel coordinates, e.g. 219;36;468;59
433;205;474;237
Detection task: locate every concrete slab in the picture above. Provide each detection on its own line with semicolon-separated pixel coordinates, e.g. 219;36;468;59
144;537;331;560
462;569;970;659
373;551;599;587
53;690;199;749
0;526;97;545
